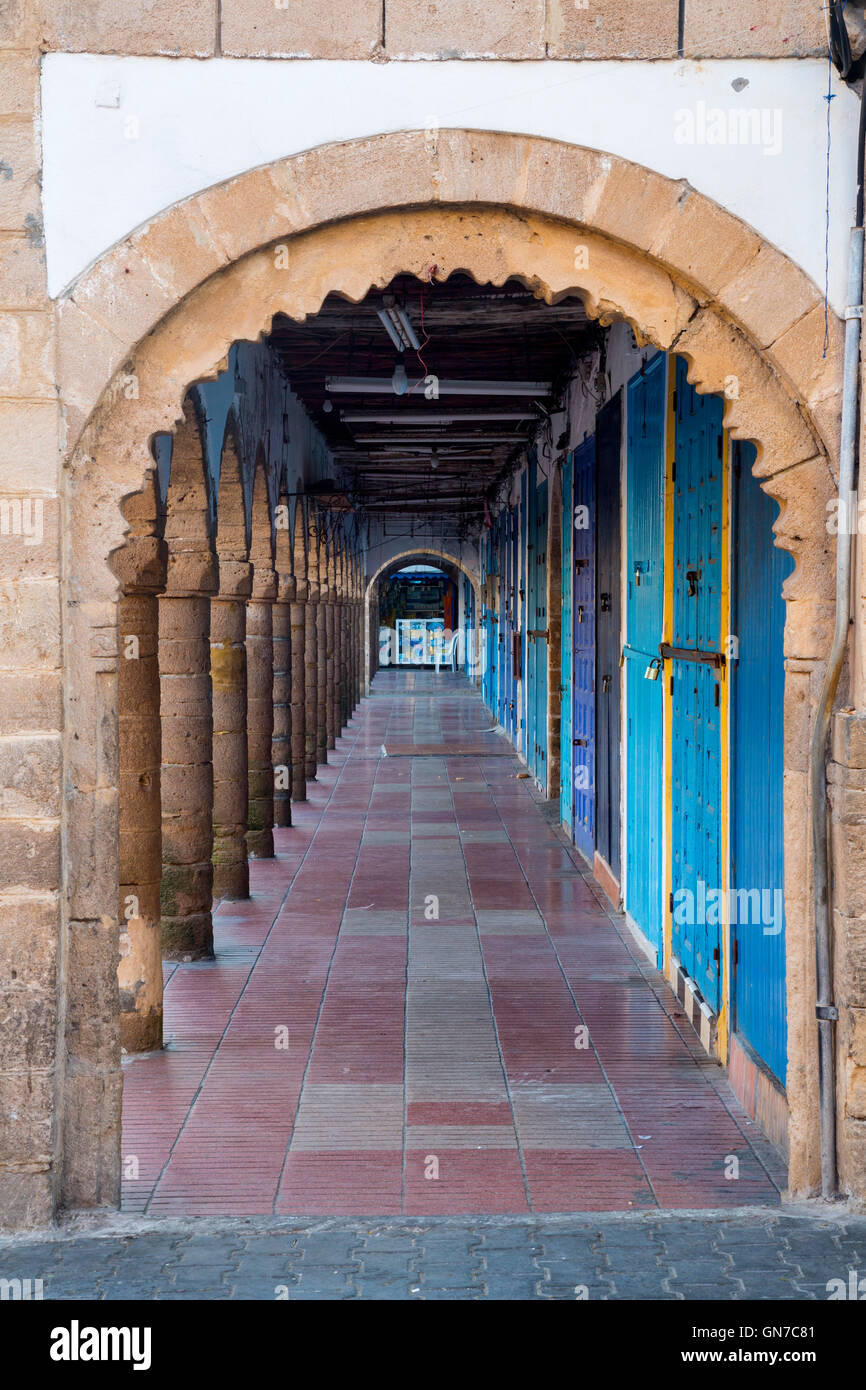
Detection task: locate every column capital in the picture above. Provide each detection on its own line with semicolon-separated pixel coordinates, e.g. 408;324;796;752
112;536;167;595
250;569;278;602
277;572;297;603
216;558;253;599
165;547;219;597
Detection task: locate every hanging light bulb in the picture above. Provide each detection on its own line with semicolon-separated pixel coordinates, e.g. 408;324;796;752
430;447;439;471
391;361;408;396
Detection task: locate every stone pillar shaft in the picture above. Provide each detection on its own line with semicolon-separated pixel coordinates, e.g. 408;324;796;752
304;594;318;778
316;600;328;764
291;586;307;799
247;597;275;858
326;599;337;749
211;562;251;899
336;598;347;728
159;592;214;960
272;592;293;828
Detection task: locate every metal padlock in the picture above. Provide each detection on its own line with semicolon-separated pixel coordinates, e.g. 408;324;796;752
644;657;662;681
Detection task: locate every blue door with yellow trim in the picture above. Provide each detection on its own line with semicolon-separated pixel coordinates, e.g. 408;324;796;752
670;356;725;1012
624;353;666;954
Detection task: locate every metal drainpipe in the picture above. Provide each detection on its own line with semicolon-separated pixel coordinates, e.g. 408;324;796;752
809;66;866;1194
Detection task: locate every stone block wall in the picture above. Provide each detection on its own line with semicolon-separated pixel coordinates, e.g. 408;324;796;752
30;0;828;60
0;8;63;1229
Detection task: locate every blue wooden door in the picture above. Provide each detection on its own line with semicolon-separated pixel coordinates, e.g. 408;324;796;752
670;356;725;1012
532;478;549;785
501;511;513;735
518;467;529;758
595;393;622;882
508;509;519;737
571;438;595;859
484;528;497;711
560;455;574;831
497;518;507;727
731;441;792;1083
464;573;476;678
624;353;666;955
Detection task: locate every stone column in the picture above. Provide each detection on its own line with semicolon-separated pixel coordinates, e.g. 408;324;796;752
325;545;337;750
348;556;356;708
117;585;164;1052
210;560;252;898
291;576;308;800
305;608;319;775
336;548;347;729
272;572;294;828
354;555;363;707
317;602;328;763
247;565;277;859
305;571;319;780
159;550;218;960
348;553;357;709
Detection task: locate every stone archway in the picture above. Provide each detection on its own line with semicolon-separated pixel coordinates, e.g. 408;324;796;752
57;131;846;1213
364;547;482;692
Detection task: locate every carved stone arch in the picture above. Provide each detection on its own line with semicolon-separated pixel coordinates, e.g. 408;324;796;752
364;547;482;692
57;136;853;1209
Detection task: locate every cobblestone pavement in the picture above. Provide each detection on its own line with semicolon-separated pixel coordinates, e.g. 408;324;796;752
122;670;782;1217
2;1208;865;1300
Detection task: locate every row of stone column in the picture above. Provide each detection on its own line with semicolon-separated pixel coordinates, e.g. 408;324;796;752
117;511;365;1054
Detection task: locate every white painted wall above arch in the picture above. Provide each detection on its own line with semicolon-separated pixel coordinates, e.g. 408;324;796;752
42;54;857;305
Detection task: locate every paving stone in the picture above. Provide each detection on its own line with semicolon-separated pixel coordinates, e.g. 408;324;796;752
356;1254;416;1276
414;1287;481;1299
120;672;783;1220
666;1256;733;1281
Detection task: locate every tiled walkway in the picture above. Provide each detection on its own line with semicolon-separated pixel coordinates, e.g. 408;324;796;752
122;670;782;1216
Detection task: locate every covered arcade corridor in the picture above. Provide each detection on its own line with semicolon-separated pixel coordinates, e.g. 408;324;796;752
121;670;782;1216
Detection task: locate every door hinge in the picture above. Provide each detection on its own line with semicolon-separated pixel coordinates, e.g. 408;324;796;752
732;937;738;968
669;891;674;913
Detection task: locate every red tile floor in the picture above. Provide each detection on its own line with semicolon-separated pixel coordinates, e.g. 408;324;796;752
121;669;782;1216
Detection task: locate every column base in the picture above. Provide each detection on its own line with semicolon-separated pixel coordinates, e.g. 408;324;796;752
120;1009;163;1054
161;912;214;961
